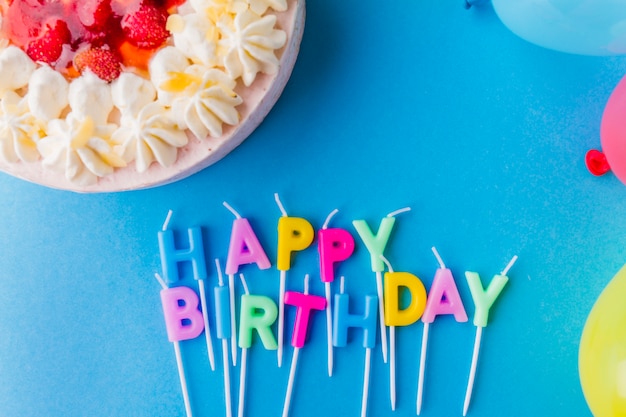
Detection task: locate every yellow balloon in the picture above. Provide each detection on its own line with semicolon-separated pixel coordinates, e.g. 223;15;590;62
580;264;626;416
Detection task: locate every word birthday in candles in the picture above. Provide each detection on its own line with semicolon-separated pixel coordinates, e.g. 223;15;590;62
155;198;517;417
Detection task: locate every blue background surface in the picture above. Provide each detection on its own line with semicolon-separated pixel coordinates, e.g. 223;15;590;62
2;1;626;416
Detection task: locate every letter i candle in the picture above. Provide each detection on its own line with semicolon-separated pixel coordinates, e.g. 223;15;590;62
275;193;315;367
318;209;355;376
214;259;234;417
417;247;468;415
282;274;326;417
224;201;272;366
352;207;410;365
462;256;517;416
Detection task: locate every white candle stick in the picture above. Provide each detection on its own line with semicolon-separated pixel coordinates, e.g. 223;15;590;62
174;341;194;417
154;273;193;417
462;326;482;416
325;281;333;376
375;270;388;364
322;208;338;377
223;201;242;367
462;255;517;416
215;259;233;417
237;274;251;417
198;279;216;371
281;274;310;417
222;338;233;417
275;193;288;368
380;255;396;410
228;272;238;366
416;321;429;415
361;346;372;417
278;270;287;367
416;247;445;415
282;347;300;417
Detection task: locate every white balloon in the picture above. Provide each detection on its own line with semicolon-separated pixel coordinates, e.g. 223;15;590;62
491;0;626;55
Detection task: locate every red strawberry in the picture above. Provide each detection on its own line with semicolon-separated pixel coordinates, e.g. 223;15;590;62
25;20;71;64
120;2;169;49
74;47;122;82
75;0;113;30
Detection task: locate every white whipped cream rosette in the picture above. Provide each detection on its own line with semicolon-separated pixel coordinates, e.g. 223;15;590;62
0;0;305;192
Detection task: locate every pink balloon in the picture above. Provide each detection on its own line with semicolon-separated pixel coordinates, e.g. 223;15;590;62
601;75;626;184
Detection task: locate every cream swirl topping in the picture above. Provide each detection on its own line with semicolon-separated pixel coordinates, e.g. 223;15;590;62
0;0;289;184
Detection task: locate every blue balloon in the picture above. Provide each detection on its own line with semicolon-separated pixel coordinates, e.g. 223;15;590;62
491;0;626;55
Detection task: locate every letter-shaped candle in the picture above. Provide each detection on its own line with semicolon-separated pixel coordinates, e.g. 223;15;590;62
225;218;271;274
214;259;233;417
224;202;271;367
422;268;468;324
318;209;354;376
333;279;378;417
160;286;205;342
384;271;428;326
333;293;378;349
284;291;327;348
275;199;314;367
154;274;195;417
277;217;314;271
462;256;516;416
318;228;355;283
417;248;467;415
352;207;410;364
158;227;207;284
282;275;321;417
238;295;278;350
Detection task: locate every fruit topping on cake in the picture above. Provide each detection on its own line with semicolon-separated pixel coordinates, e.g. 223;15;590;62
0;0;296;188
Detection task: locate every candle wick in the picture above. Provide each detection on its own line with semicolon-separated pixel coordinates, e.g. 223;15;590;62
223;201;242;219
274;193;288;217
304;274;310;295
162;209;173;231
153;272;167;290
431;246;446;269
322;209;339;229
380;254;394;273
340;276;345;294
215;258;225;286
239;273;250;295
501;255;518;276
386;206;411;218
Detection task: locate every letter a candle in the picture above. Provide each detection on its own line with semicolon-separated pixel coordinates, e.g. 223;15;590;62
417;247;468;415
224;201;271;366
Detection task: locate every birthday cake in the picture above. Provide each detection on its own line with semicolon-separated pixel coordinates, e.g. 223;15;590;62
0;0;304;192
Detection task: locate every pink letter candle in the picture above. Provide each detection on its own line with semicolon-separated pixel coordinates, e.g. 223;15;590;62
318;228;355;283
225;218;271;275
422;268;468;323
284;291;327;348
160;286;205;342
158;227;207;284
